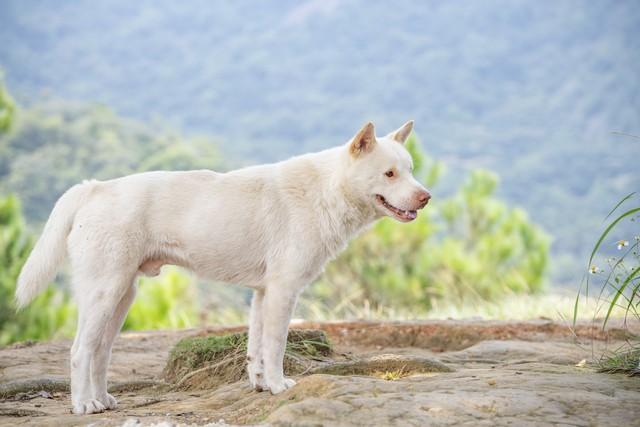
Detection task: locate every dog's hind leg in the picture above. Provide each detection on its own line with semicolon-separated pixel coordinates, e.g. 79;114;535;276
247;289;266;391
90;281;137;409
69;272;134;415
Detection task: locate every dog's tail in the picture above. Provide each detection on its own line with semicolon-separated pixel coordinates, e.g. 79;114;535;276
15;181;95;309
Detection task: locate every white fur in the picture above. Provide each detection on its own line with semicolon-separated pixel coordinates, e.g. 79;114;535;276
15;121;429;414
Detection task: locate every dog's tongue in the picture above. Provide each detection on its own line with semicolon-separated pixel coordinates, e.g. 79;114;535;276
406;210;417;220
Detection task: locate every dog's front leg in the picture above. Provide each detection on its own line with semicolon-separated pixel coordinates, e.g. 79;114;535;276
261;283;301;394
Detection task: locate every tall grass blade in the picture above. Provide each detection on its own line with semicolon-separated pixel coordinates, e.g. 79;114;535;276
603;192;635;222
575;201;639;328
573;283;582;327
596;241;639;302
603;266;640;329
588;207;640;269
625;281;640;324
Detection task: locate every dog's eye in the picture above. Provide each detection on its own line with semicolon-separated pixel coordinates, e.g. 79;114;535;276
385;170;394;178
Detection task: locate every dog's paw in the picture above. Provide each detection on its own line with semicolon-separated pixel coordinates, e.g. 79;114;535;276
248;366;267;391
266;377;296;395
72;398;106;415
97;392;118;410
250;376;266;392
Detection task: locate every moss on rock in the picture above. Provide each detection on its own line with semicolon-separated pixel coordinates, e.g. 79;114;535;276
164;329;332;386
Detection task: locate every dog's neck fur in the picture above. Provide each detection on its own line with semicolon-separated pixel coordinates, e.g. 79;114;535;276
310;146;380;257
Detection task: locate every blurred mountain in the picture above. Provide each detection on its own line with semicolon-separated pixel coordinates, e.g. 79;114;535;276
0;0;639;284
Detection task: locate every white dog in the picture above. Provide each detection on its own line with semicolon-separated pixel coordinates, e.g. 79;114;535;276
15;121;430;415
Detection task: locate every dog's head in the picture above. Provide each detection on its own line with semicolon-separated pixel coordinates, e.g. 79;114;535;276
345;121;431;222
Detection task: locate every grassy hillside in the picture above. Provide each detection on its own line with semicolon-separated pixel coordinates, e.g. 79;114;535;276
0;0;639;283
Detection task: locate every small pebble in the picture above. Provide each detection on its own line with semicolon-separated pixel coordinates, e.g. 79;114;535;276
38;390;53;399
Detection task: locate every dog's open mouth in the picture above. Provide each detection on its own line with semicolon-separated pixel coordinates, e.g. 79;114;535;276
376;195;418;222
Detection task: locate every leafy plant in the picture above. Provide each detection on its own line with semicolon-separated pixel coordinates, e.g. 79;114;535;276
574;191;640;374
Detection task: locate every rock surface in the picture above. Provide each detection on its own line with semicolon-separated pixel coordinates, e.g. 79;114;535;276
0;320;638;426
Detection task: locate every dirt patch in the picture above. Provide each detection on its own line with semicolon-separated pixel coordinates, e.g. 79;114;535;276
292;319;636;351
310;353;453;377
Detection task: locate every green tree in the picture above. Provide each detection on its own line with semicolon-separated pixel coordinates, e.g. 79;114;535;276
0;195;33;333
303;135;549;315
0;195;76;345
0;73;14;134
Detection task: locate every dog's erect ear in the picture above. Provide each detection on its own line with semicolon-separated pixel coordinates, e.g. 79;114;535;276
349;122;376;157
387;120;414;144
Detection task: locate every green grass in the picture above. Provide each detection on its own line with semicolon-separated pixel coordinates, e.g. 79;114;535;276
164;332;249;381
596;346;640;375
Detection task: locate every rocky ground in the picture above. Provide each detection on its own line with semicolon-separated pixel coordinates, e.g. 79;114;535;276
0;320;638;426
